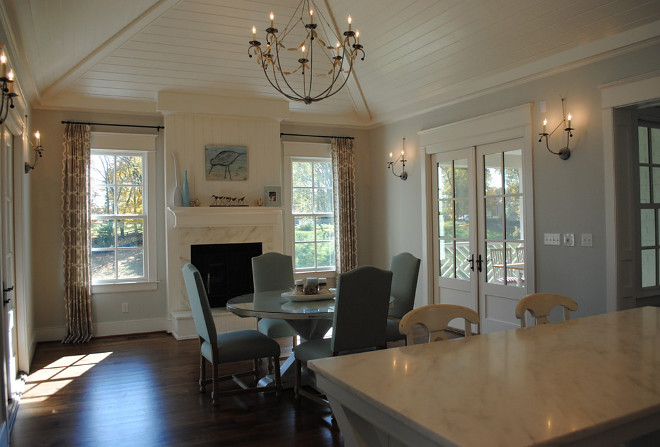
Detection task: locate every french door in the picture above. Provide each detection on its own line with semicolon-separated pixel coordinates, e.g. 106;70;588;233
432;138;532;332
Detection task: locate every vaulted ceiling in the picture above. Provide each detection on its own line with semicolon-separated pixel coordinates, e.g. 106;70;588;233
3;0;660;126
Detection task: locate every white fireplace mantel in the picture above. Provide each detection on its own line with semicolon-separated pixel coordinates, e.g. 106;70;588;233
167;206;282;228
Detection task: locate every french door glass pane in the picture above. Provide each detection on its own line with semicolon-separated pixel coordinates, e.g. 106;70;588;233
439;239;455;278
484;153;502;195
640;167;650;204
455;199;469;238
438;163;453;199
639;127;649;163
438;200;453;237
641;209;655;247
485;197;503;239
641;249;656;287
652;128;660;163
504;151;522;194
654;168;660;203
454;159;469;198
456;241;471;280
505;196;522;240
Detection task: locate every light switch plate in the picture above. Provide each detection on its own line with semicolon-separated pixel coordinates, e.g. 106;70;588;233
581;233;593;247
544;233;560;245
563;233;575;246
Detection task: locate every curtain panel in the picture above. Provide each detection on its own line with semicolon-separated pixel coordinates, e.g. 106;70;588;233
61;123;93;343
331;137;358;273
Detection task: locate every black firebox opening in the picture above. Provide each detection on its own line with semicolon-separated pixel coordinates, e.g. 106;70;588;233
190;242;262;308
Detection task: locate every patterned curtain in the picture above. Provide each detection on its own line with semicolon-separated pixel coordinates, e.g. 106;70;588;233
331;137;358;273
61;123;93;343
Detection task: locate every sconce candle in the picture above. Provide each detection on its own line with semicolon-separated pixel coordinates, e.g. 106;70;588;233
35;130;40;146
387;137;408;181
25;125;44;174
538;98;574;160
0;54;5;78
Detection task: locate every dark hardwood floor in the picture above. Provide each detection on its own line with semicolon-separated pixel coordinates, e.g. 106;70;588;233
10;332;343;447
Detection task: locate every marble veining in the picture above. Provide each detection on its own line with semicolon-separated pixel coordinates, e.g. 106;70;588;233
309;307;660;446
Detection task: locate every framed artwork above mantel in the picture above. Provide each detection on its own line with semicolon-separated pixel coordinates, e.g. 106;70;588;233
205;145;248;181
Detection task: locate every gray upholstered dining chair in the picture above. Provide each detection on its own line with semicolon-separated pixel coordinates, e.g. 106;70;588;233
182;263;282;406
252;252;299;342
294;265;392;406
385;252;421;343
515;293;578;328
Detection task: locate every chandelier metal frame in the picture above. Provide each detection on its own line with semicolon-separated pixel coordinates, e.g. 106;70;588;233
248;0;365;104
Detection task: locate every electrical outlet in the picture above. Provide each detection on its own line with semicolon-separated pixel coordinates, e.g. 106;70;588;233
581;233;593;247
563;233;575;247
544;233;560;245
122;303;129;313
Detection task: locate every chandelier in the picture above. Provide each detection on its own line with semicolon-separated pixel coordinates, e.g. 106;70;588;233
248;0;365;104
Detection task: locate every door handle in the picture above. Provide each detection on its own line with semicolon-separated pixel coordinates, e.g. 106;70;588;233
467;254;475;271
476;254;483;272
3;286;13;305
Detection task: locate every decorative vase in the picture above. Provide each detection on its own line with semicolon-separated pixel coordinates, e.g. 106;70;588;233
182;170;190;207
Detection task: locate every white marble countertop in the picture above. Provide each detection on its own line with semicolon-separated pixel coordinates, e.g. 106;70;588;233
309;307;660;447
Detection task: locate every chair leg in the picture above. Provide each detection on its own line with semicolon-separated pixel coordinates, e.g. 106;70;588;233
273;355;282;397
294;359;302;400
267;357;274;375
199;354;207;393
253;359;260;382
211;359;219;406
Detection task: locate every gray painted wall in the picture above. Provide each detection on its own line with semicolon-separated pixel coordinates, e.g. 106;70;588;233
367;42;660;318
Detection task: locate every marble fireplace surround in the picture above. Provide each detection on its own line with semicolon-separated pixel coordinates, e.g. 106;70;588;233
167;206;283;339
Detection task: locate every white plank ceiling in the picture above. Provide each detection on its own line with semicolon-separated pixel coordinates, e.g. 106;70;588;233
4;0;660;126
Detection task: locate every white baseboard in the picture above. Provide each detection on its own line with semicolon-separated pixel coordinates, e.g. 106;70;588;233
35;318;170;342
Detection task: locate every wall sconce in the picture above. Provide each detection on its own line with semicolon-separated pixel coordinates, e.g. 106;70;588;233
25;130;43;173
0;53;17;124
387;137;408;180
538;98;574;160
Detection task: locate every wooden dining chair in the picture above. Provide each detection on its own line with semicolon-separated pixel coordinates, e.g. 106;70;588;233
515;293;578;328
182;263;282;406
294;265;392;406
399;304;479;345
385;252;421;343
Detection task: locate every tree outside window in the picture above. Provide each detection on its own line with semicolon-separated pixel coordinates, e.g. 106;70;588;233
90;152;146;282
291;159;335;271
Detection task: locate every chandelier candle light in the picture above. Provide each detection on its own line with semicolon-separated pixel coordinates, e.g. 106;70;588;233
248;0;365;104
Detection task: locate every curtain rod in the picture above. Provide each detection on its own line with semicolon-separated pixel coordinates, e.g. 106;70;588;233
61;120;164;131
280;132;354;140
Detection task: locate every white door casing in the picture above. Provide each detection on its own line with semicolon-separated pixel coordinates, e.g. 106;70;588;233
420;104;535;332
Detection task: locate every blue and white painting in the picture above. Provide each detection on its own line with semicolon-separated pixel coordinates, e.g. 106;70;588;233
205;145;248;181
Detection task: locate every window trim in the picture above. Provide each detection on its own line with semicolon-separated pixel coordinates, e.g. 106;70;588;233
282;141;336;275
90;132;157;293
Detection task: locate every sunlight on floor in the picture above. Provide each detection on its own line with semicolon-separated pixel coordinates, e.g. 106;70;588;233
21;352;113;404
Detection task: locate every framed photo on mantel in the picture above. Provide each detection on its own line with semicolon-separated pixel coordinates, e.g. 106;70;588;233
264;187;281;207
205;145;248;181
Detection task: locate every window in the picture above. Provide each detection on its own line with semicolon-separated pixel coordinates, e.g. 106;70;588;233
90;133;157;292
638;121;660;288
283;142;335;273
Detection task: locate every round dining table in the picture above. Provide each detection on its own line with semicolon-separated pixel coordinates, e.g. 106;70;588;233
226;290;336;387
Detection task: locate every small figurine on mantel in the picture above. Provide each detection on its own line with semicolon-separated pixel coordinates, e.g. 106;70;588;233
255;197;265;206
211;195;247;207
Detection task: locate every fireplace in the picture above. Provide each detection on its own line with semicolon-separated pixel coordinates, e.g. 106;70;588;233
190;242;262;307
